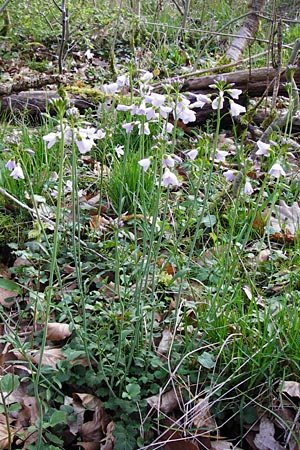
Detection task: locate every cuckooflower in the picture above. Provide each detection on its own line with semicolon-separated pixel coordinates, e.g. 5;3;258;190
43;131;60;149
138;122;150;135
122;122;134;133
115;145;124;158
244;180;254;195
186;149;198;160
5;159;16;171
162;155;175;168
256;141;271;157
10;164;24;180
212;91;224;110
214;150;229;162
230;101;246;117
223;170;236;182
140;71;153;82
162;168;179;187
189;93;210;109
138;158;151;171
228;88;242;99
268;162;286;178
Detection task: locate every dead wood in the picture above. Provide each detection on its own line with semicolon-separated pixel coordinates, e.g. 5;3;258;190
225;0;267;63
0;74;66;96
0;90;96;120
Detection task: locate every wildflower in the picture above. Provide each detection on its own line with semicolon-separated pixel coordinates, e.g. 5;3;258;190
244;180;254;195
138;122;150;135
189;93;210;109
256;141;271;157
5;159;16;171
66;107;80;119
159;105;172;119
43;131;60;149
223;170;236;182
74;127;105;154
122;122;134;133
26;149;35;155
212;91;224;110
230;101;246;117
85;49;94;60
117;104;133;112
117;74;129;88
162;155;175;168
145;107;158;121
115;145;124;158
102;82;119;94
145;93;166;107
214;150;229;162
162;168;179;187
186;149;198;160
228;88;242;99
176;99;196;124
10;164;24;180
268;162;286;178
138;158;151;171
140;71;153;82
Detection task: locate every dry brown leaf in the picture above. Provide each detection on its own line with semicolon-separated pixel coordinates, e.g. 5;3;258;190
270;201;300;235
46;322;72;341
72;394;109;443
0;288;18;308
14;348;65;368
157;328;173;358
192;397;217;433
146;389;180;414
0;414;16;450
77;443;100;450
101;421;115;450
281;380;300;398
254;416;284;450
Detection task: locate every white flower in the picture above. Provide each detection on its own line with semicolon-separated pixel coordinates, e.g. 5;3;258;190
25;148;35;155
140;71;153;82
223;170;236;182
117;104;133;112
10;164;24;180
5;159;16;171
230;101;246;117
175;99;196;124
256;141;271;157
122;122;134;133
138;122;150;135
145;93;166;107
268;162;286;178
117;74;129;87
186;149;198;160
162;155;175;168
43;131;60;149
85;49;94;60
162;168;179;187
244;180;254;195
145;107;158;121
212;91;224;110
214;150;229;162
189;93;210;109
75;136;95;154
102;82;119;94
138;158;151;171
115;145;124;158
228;88;242;99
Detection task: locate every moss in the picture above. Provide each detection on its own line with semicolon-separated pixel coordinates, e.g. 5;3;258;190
66;85;110;104
0;209;28;248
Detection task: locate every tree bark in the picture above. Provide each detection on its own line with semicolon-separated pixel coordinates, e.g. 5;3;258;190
225;0;267;63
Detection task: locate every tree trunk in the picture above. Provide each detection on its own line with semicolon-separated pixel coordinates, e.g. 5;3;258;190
225;0;267;63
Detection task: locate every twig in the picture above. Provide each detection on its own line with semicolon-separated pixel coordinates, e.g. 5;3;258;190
0;0;11;15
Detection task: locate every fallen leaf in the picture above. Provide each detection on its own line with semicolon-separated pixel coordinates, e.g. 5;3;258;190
192;397;216;433
157;328;173;358
0;287;18;308
146;389;180;414
281;381;300;398
270;201;300;235
14;348;65;368
46;322;72;341
77;443;100;450
254;416;284;450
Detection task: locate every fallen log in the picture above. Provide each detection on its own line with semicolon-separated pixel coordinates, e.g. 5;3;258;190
1;66;299;127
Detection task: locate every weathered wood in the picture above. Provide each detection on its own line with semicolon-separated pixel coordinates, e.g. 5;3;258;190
0;90;96;120
182;67;300;97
